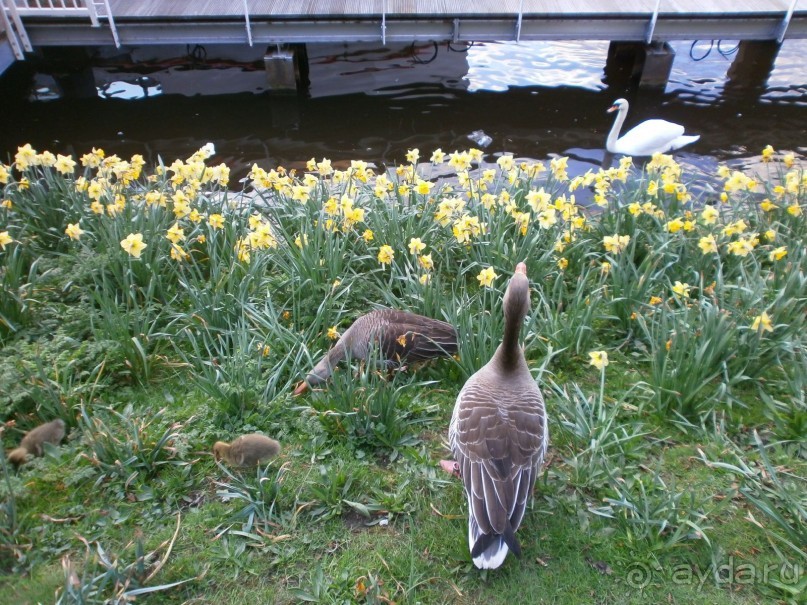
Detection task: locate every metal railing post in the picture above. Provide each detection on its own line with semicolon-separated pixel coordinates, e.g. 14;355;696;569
777;0;798;43
381;0;387;45
84;0;99;27
243;0;253;46
646;0;661;44
515;0;523;42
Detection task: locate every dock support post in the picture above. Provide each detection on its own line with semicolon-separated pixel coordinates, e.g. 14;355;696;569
725;40;780;95
604;41;674;91
42;46;97;98
638;42;674;89
264;44;309;92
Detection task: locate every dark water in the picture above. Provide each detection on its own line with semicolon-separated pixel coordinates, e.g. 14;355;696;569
0;40;806;180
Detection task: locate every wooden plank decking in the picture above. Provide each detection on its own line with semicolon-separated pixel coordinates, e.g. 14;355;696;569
107;0;796;19
11;0;807;47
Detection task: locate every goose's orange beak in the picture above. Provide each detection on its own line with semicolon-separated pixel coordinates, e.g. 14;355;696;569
292;381;309;396
515;262;527;275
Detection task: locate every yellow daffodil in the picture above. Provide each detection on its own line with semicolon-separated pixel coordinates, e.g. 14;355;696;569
37;151;56;167
208;213;225;230
646;180;659;196
764;229;776;241
698;235;718;254
430;148;445;164
55;154;76;175
497;154;515;172
120;233;147;258
537;209;557;229
327;326;340;340
419;273;431;285
787;203;802;217
649;296;663;306
170;244;189;261
65;223;84;241
759;199;778;212
362;229;374;243
783;153;795;168
751;311;774;333
722;220;747;237
14;144;37;170
0;230;13;250
769;246;787;261
477;266;498;288
235;239;251;263
550;156;569;181
378;244;395;266
166;223;185;244
700;206;719;225
627;202;643;216
588;350;609;370
727;237;756;257
406;148;420;164
557;257;569;271
672;281;691;297
600;261;611;275
415;179;433;195
408;237;426;255
761;145;774;162
418;253;434;271
666;218;684;233
0;199;11;209
603;234;630;254
526;188;551;213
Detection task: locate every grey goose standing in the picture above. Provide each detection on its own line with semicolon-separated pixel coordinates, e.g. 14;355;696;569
448;262;548;569
293;309;458;395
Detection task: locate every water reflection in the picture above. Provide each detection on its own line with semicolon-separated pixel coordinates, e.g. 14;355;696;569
0;39;805;182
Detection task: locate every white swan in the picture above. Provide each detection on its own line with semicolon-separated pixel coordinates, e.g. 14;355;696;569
606;98;700;156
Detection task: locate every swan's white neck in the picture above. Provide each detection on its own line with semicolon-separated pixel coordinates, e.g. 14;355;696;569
606;104;628;154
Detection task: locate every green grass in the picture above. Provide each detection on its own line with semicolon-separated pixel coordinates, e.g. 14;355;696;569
1;145;805;604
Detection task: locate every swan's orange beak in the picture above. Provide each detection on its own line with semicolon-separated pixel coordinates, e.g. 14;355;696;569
515;262;527;275
607;104;618;113
292;381;309;396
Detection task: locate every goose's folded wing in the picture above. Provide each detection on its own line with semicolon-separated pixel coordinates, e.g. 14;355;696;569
376;312;458;362
453;382;546;535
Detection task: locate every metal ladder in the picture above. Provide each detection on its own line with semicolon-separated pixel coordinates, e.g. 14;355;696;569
0;0;119;61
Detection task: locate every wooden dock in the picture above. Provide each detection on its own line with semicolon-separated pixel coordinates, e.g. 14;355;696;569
4;0;806;50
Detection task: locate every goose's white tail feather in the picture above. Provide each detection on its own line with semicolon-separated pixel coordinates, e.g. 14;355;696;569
468;508;510;570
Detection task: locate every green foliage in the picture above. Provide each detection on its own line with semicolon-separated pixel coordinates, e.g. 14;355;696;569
77;404;192;497
1;145;805;602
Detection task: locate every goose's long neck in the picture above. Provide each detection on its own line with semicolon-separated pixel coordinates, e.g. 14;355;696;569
501;311;523;365
606;105;627;152
308;340;346;385
494;302;527;372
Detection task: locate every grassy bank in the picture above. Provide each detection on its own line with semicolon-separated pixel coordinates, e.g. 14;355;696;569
1;144;805;604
